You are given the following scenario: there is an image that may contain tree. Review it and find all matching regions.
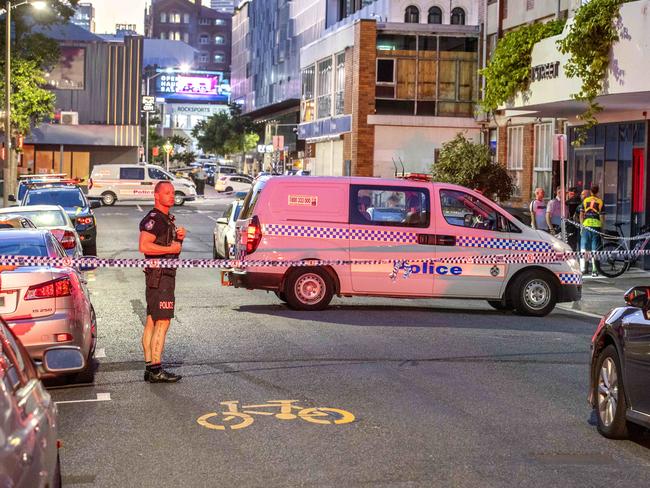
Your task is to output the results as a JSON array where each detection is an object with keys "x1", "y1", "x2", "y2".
[
  {"x1": 432, "y1": 133, "x2": 515, "y2": 201},
  {"x1": 191, "y1": 104, "x2": 261, "y2": 157}
]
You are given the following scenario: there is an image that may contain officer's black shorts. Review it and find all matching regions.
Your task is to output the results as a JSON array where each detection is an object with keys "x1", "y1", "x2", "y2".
[{"x1": 146, "y1": 274, "x2": 176, "y2": 321}]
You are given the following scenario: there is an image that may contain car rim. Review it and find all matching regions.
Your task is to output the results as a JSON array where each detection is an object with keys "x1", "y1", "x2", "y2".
[
  {"x1": 523, "y1": 279, "x2": 551, "y2": 310},
  {"x1": 294, "y1": 273, "x2": 326, "y2": 305},
  {"x1": 103, "y1": 194, "x2": 114, "y2": 204},
  {"x1": 175, "y1": 194, "x2": 183, "y2": 205},
  {"x1": 597, "y1": 357, "x2": 618, "y2": 427}
]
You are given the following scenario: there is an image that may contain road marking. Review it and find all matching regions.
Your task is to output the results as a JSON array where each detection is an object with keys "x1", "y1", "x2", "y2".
[
  {"x1": 56, "y1": 393, "x2": 111, "y2": 405},
  {"x1": 94, "y1": 348, "x2": 106, "y2": 359},
  {"x1": 136, "y1": 205, "x2": 143, "y2": 212},
  {"x1": 556, "y1": 306, "x2": 602, "y2": 319},
  {"x1": 206, "y1": 215, "x2": 218, "y2": 222}
]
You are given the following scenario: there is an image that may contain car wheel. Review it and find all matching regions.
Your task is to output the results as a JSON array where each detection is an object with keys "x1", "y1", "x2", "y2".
[
  {"x1": 510, "y1": 271, "x2": 557, "y2": 317},
  {"x1": 83, "y1": 242, "x2": 97, "y2": 256},
  {"x1": 595, "y1": 345, "x2": 630, "y2": 439},
  {"x1": 275, "y1": 290, "x2": 288, "y2": 303},
  {"x1": 225, "y1": 186, "x2": 233, "y2": 192},
  {"x1": 101, "y1": 192, "x2": 116, "y2": 206},
  {"x1": 174, "y1": 192, "x2": 185, "y2": 206},
  {"x1": 487, "y1": 300, "x2": 513, "y2": 311},
  {"x1": 285, "y1": 267, "x2": 334, "y2": 311}
]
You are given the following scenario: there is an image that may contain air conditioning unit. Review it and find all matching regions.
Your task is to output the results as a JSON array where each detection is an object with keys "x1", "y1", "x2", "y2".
[{"x1": 60, "y1": 111, "x2": 79, "y2": 125}]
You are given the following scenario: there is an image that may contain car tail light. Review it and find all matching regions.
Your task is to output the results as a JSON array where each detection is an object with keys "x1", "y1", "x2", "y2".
[
  {"x1": 56, "y1": 333, "x2": 73, "y2": 342},
  {"x1": 77, "y1": 216, "x2": 93, "y2": 225},
  {"x1": 51, "y1": 229, "x2": 77, "y2": 250},
  {"x1": 25, "y1": 278, "x2": 72, "y2": 300},
  {"x1": 246, "y1": 216, "x2": 262, "y2": 254}
]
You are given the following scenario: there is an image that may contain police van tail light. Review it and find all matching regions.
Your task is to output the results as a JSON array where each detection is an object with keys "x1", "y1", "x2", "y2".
[{"x1": 246, "y1": 216, "x2": 262, "y2": 254}]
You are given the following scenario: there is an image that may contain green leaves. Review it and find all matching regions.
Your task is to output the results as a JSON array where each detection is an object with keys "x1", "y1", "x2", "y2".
[
  {"x1": 191, "y1": 104, "x2": 261, "y2": 157},
  {"x1": 480, "y1": 20, "x2": 565, "y2": 113},
  {"x1": 432, "y1": 133, "x2": 515, "y2": 201},
  {"x1": 557, "y1": 0, "x2": 629, "y2": 145}
]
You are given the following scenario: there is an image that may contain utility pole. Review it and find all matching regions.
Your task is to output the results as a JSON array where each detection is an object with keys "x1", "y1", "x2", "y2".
[{"x1": 3, "y1": 0, "x2": 12, "y2": 207}]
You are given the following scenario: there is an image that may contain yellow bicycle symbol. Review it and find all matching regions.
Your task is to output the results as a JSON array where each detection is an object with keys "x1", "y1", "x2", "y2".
[{"x1": 197, "y1": 400, "x2": 355, "y2": 431}]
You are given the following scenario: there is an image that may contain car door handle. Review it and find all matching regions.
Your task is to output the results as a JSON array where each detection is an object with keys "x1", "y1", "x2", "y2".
[
  {"x1": 417, "y1": 234, "x2": 456, "y2": 246},
  {"x1": 141, "y1": 182, "x2": 153, "y2": 185}
]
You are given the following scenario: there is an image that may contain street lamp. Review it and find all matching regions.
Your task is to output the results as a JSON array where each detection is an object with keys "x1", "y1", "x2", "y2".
[{"x1": 2, "y1": 0, "x2": 49, "y2": 207}]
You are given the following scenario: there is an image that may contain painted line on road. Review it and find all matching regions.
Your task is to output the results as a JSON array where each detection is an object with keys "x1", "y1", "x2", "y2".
[
  {"x1": 556, "y1": 305, "x2": 602, "y2": 319},
  {"x1": 205, "y1": 215, "x2": 218, "y2": 222},
  {"x1": 56, "y1": 393, "x2": 111, "y2": 405},
  {"x1": 136, "y1": 205, "x2": 143, "y2": 212},
  {"x1": 94, "y1": 348, "x2": 106, "y2": 359}
]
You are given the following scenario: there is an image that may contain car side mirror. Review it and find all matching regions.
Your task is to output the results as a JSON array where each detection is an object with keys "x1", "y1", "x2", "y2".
[
  {"x1": 216, "y1": 217, "x2": 228, "y2": 225},
  {"x1": 8, "y1": 194, "x2": 16, "y2": 202},
  {"x1": 624, "y1": 286, "x2": 650, "y2": 309},
  {"x1": 90, "y1": 200, "x2": 102, "y2": 209},
  {"x1": 40, "y1": 346, "x2": 85, "y2": 375}
]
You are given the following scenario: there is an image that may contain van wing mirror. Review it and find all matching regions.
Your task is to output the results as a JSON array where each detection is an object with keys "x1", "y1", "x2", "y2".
[{"x1": 624, "y1": 286, "x2": 650, "y2": 309}]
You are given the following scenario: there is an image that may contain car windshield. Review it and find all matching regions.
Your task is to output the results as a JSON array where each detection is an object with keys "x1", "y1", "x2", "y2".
[
  {"x1": 0, "y1": 210, "x2": 67, "y2": 227},
  {"x1": 25, "y1": 189, "x2": 85, "y2": 208},
  {"x1": 0, "y1": 235, "x2": 48, "y2": 256}
]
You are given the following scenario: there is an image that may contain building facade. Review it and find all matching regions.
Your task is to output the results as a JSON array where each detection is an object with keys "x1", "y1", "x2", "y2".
[
  {"x1": 145, "y1": 0, "x2": 232, "y2": 74},
  {"x1": 210, "y1": 0, "x2": 236, "y2": 13},
  {"x1": 71, "y1": 2, "x2": 96, "y2": 33}
]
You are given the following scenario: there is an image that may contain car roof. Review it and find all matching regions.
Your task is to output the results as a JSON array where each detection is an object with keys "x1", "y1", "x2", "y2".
[
  {"x1": 0, "y1": 204, "x2": 65, "y2": 213},
  {"x1": 0, "y1": 228, "x2": 49, "y2": 238},
  {"x1": 26, "y1": 186, "x2": 83, "y2": 194}
]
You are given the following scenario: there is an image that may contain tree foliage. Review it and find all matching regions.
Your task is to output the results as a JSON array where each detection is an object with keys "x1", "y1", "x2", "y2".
[
  {"x1": 432, "y1": 133, "x2": 514, "y2": 201},
  {"x1": 480, "y1": 20, "x2": 565, "y2": 113},
  {"x1": 191, "y1": 104, "x2": 261, "y2": 156}
]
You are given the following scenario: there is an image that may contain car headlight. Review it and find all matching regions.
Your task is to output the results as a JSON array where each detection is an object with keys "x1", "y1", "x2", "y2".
[{"x1": 552, "y1": 239, "x2": 572, "y2": 253}]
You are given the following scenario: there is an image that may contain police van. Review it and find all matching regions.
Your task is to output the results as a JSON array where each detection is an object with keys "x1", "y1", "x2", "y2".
[
  {"x1": 226, "y1": 176, "x2": 581, "y2": 316},
  {"x1": 87, "y1": 164, "x2": 197, "y2": 206}
]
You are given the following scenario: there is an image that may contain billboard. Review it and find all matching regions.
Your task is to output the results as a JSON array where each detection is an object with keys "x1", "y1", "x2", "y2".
[{"x1": 156, "y1": 70, "x2": 230, "y2": 103}]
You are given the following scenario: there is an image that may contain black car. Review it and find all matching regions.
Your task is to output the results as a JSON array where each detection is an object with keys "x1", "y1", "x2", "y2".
[
  {"x1": 20, "y1": 184, "x2": 101, "y2": 255},
  {"x1": 589, "y1": 286, "x2": 650, "y2": 439}
]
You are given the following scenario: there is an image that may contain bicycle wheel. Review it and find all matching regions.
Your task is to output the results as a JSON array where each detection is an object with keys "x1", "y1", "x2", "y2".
[
  {"x1": 595, "y1": 241, "x2": 630, "y2": 278},
  {"x1": 196, "y1": 411, "x2": 254, "y2": 430},
  {"x1": 298, "y1": 407, "x2": 356, "y2": 425}
]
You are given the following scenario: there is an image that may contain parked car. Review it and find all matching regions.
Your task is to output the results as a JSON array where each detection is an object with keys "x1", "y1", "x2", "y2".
[
  {"x1": 213, "y1": 199, "x2": 244, "y2": 259},
  {"x1": 14, "y1": 173, "x2": 68, "y2": 202},
  {"x1": 0, "y1": 205, "x2": 84, "y2": 258},
  {"x1": 0, "y1": 216, "x2": 36, "y2": 229},
  {"x1": 19, "y1": 184, "x2": 100, "y2": 256},
  {"x1": 215, "y1": 174, "x2": 253, "y2": 193},
  {"x1": 0, "y1": 316, "x2": 85, "y2": 488},
  {"x1": 87, "y1": 163, "x2": 197, "y2": 207},
  {"x1": 589, "y1": 285, "x2": 650, "y2": 439},
  {"x1": 0, "y1": 229, "x2": 97, "y2": 383}
]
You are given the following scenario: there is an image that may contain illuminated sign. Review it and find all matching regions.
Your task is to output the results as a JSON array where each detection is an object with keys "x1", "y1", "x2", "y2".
[{"x1": 156, "y1": 70, "x2": 230, "y2": 102}]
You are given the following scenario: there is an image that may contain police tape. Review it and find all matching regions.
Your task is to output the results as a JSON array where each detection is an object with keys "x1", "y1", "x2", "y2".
[
  {"x1": 0, "y1": 247, "x2": 647, "y2": 271},
  {"x1": 563, "y1": 219, "x2": 650, "y2": 242}
]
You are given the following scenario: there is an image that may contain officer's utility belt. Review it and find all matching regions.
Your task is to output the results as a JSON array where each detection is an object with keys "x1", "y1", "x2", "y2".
[{"x1": 144, "y1": 268, "x2": 176, "y2": 288}]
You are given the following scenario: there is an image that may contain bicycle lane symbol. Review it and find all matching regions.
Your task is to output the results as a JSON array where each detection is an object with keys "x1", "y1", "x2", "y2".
[{"x1": 196, "y1": 400, "x2": 356, "y2": 431}]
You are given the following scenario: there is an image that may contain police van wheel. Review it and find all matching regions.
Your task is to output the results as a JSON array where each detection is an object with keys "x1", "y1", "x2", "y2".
[
  {"x1": 487, "y1": 300, "x2": 513, "y2": 311},
  {"x1": 101, "y1": 192, "x2": 116, "y2": 206},
  {"x1": 174, "y1": 192, "x2": 185, "y2": 206},
  {"x1": 511, "y1": 271, "x2": 557, "y2": 317},
  {"x1": 285, "y1": 267, "x2": 334, "y2": 311}
]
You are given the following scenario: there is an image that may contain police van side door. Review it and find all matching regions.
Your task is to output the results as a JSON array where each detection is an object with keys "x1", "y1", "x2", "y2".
[
  {"x1": 433, "y1": 187, "x2": 513, "y2": 298},
  {"x1": 348, "y1": 184, "x2": 434, "y2": 296}
]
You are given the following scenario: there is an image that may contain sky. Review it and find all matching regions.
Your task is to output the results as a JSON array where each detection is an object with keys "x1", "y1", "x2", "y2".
[{"x1": 91, "y1": 0, "x2": 212, "y2": 35}]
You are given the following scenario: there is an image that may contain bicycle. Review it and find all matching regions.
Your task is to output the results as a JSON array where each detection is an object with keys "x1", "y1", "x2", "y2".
[
  {"x1": 595, "y1": 223, "x2": 650, "y2": 278},
  {"x1": 196, "y1": 399, "x2": 356, "y2": 431}
]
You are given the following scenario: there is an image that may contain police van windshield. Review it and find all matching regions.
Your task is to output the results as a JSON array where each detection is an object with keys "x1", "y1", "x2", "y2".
[{"x1": 240, "y1": 178, "x2": 267, "y2": 220}]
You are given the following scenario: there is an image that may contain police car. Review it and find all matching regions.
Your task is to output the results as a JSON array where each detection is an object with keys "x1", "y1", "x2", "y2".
[{"x1": 226, "y1": 176, "x2": 582, "y2": 316}]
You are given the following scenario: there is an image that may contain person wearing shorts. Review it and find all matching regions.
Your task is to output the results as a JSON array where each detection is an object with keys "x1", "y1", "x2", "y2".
[{"x1": 139, "y1": 181, "x2": 186, "y2": 383}]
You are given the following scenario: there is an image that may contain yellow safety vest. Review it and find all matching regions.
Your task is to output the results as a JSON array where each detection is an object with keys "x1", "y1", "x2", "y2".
[{"x1": 582, "y1": 196, "x2": 604, "y2": 228}]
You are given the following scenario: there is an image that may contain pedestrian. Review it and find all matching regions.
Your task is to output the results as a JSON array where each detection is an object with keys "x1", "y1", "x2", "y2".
[
  {"x1": 138, "y1": 181, "x2": 186, "y2": 383},
  {"x1": 580, "y1": 184, "x2": 605, "y2": 277},
  {"x1": 565, "y1": 186, "x2": 582, "y2": 251},
  {"x1": 529, "y1": 187, "x2": 549, "y2": 232},
  {"x1": 195, "y1": 167, "x2": 207, "y2": 198},
  {"x1": 546, "y1": 186, "x2": 568, "y2": 236}
]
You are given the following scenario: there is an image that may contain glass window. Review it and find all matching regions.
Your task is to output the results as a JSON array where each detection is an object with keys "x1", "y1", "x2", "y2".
[
  {"x1": 335, "y1": 52, "x2": 345, "y2": 116},
  {"x1": 451, "y1": 7, "x2": 465, "y2": 25},
  {"x1": 199, "y1": 18, "x2": 211, "y2": 25},
  {"x1": 507, "y1": 126, "x2": 524, "y2": 196},
  {"x1": 200, "y1": 34, "x2": 209, "y2": 44},
  {"x1": 160, "y1": 32, "x2": 166, "y2": 39},
  {"x1": 376, "y1": 59, "x2": 394, "y2": 83},
  {"x1": 0, "y1": 210, "x2": 67, "y2": 227},
  {"x1": 199, "y1": 52, "x2": 209, "y2": 63},
  {"x1": 428, "y1": 6, "x2": 442, "y2": 24},
  {"x1": 376, "y1": 34, "x2": 417, "y2": 51},
  {"x1": 148, "y1": 167, "x2": 171, "y2": 180},
  {"x1": 183, "y1": 13, "x2": 190, "y2": 23},
  {"x1": 215, "y1": 35, "x2": 225, "y2": 45},
  {"x1": 534, "y1": 123, "x2": 553, "y2": 196},
  {"x1": 527, "y1": 0, "x2": 535, "y2": 10},
  {"x1": 120, "y1": 167, "x2": 145, "y2": 180},
  {"x1": 183, "y1": 33, "x2": 189, "y2": 43},
  {"x1": 349, "y1": 185, "x2": 430, "y2": 228},
  {"x1": 215, "y1": 19, "x2": 225, "y2": 26},
  {"x1": 301, "y1": 65, "x2": 315, "y2": 99},
  {"x1": 214, "y1": 53, "x2": 225, "y2": 63},
  {"x1": 317, "y1": 58, "x2": 333, "y2": 119},
  {"x1": 440, "y1": 189, "x2": 510, "y2": 232},
  {"x1": 404, "y1": 6, "x2": 420, "y2": 23},
  {"x1": 160, "y1": 12, "x2": 167, "y2": 23},
  {"x1": 25, "y1": 189, "x2": 85, "y2": 208},
  {"x1": 0, "y1": 234, "x2": 48, "y2": 256}
]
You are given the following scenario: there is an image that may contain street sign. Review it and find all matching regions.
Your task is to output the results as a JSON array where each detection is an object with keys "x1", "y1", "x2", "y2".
[
  {"x1": 142, "y1": 96, "x2": 156, "y2": 113},
  {"x1": 163, "y1": 141, "x2": 173, "y2": 155}
]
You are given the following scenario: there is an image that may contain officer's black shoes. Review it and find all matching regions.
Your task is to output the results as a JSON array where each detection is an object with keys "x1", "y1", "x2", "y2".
[
  {"x1": 148, "y1": 369, "x2": 182, "y2": 383},
  {"x1": 144, "y1": 370, "x2": 151, "y2": 382}
]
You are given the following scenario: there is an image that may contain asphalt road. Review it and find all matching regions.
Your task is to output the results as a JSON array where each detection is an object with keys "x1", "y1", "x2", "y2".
[{"x1": 49, "y1": 199, "x2": 650, "y2": 488}]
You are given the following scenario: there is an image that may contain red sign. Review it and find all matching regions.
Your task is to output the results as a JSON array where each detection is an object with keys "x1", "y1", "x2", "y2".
[{"x1": 152, "y1": 147, "x2": 159, "y2": 157}]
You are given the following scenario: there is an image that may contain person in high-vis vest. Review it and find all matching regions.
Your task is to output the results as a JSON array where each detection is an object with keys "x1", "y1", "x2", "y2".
[{"x1": 579, "y1": 184, "x2": 605, "y2": 277}]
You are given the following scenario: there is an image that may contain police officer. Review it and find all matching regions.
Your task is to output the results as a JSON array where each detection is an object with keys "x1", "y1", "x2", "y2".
[
  {"x1": 580, "y1": 184, "x2": 605, "y2": 277},
  {"x1": 139, "y1": 181, "x2": 186, "y2": 383}
]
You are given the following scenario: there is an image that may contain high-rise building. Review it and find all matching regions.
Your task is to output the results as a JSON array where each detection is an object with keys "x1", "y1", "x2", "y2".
[{"x1": 71, "y1": 2, "x2": 96, "y2": 33}]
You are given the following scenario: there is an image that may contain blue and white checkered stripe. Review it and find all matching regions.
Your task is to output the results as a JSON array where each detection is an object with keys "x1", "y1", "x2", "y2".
[
  {"x1": 456, "y1": 236, "x2": 554, "y2": 253},
  {"x1": 263, "y1": 224, "x2": 417, "y2": 244},
  {"x1": 558, "y1": 273, "x2": 582, "y2": 285}
]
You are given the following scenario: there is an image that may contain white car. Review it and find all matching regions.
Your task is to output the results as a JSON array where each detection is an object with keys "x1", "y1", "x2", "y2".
[
  {"x1": 215, "y1": 175, "x2": 253, "y2": 193},
  {"x1": 213, "y1": 199, "x2": 244, "y2": 259}
]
